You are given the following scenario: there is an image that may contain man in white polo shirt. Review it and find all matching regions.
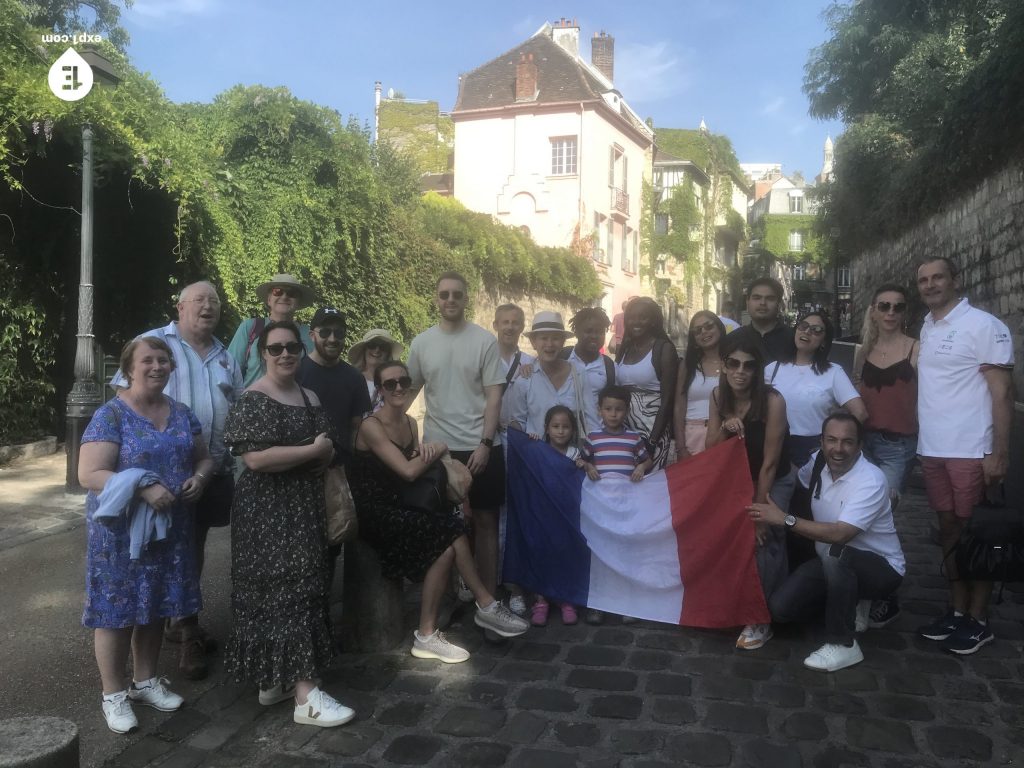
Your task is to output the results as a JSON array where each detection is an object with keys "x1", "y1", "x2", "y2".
[
  {"x1": 915, "y1": 256, "x2": 1014, "y2": 655},
  {"x1": 748, "y1": 414, "x2": 905, "y2": 672}
]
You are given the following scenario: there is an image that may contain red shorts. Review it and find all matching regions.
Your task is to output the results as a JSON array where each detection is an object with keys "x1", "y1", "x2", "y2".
[{"x1": 920, "y1": 456, "x2": 985, "y2": 519}]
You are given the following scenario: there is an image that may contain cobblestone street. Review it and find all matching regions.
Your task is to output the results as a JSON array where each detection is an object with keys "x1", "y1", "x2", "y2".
[{"x1": 100, "y1": 478, "x2": 1024, "y2": 768}]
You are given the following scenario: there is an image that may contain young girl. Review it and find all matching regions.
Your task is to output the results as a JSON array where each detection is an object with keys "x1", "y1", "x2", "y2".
[
  {"x1": 543, "y1": 405, "x2": 580, "y2": 461},
  {"x1": 531, "y1": 405, "x2": 580, "y2": 627}
]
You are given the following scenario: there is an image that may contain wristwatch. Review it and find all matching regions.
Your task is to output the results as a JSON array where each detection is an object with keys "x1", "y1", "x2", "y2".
[
  {"x1": 480, "y1": 437, "x2": 494, "y2": 448},
  {"x1": 784, "y1": 514, "x2": 797, "y2": 528}
]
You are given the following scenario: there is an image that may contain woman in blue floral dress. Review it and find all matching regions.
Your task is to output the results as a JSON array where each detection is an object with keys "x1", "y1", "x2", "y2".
[{"x1": 79, "y1": 336, "x2": 214, "y2": 734}]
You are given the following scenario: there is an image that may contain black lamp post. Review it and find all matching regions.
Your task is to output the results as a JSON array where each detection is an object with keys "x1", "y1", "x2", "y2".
[{"x1": 65, "y1": 48, "x2": 121, "y2": 490}]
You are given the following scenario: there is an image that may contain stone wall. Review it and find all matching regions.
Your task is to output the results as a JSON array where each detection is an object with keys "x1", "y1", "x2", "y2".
[{"x1": 852, "y1": 160, "x2": 1024, "y2": 393}]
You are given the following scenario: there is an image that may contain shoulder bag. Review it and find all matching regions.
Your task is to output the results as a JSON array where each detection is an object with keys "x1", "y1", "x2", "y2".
[{"x1": 299, "y1": 387, "x2": 358, "y2": 544}]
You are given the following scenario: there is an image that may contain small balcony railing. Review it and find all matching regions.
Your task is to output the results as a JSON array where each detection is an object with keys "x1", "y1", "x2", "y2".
[{"x1": 611, "y1": 187, "x2": 629, "y2": 215}]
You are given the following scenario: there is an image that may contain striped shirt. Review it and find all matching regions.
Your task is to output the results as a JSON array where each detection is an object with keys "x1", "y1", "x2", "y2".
[
  {"x1": 581, "y1": 427, "x2": 649, "y2": 477},
  {"x1": 111, "y1": 322, "x2": 243, "y2": 472}
]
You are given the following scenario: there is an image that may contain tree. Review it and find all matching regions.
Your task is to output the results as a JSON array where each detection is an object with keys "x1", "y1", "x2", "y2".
[{"x1": 804, "y1": 0, "x2": 1022, "y2": 255}]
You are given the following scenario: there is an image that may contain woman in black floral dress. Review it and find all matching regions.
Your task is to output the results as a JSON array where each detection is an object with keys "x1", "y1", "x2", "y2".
[
  {"x1": 350, "y1": 361, "x2": 528, "y2": 665},
  {"x1": 223, "y1": 320, "x2": 354, "y2": 728}
]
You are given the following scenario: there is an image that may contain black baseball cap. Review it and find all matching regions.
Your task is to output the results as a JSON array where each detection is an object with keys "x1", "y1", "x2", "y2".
[{"x1": 311, "y1": 306, "x2": 345, "y2": 328}]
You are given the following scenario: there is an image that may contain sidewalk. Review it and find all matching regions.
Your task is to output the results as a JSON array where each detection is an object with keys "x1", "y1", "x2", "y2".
[
  {"x1": 0, "y1": 449, "x2": 85, "y2": 551},
  {"x1": 96, "y1": 479, "x2": 1024, "y2": 768}
]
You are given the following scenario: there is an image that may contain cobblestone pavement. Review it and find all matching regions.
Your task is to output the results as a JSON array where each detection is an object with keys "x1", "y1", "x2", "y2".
[
  {"x1": 0, "y1": 451, "x2": 85, "y2": 551},
  {"x1": 105, "y1": 481, "x2": 1024, "y2": 768}
]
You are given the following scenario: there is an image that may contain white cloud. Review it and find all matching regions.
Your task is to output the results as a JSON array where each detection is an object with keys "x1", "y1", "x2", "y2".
[
  {"x1": 761, "y1": 96, "x2": 785, "y2": 116},
  {"x1": 789, "y1": 122, "x2": 808, "y2": 136},
  {"x1": 615, "y1": 40, "x2": 692, "y2": 104},
  {"x1": 130, "y1": 0, "x2": 216, "y2": 23}
]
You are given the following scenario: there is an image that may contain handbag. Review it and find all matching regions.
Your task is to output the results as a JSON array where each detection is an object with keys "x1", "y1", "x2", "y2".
[
  {"x1": 324, "y1": 465, "x2": 358, "y2": 544},
  {"x1": 954, "y1": 486, "x2": 1024, "y2": 593},
  {"x1": 402, "y1": 462, "x2": 448, "y2": 514},
  {"x1": 296, "y1": 388, "x2": 357, "y2": 544},
  {"x1": 441, "y1": 455, "x2": 473, "y2": 504}
]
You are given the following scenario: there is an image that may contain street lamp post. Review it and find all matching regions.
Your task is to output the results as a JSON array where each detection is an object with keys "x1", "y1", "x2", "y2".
[{"x1": 65, "y1": 49, "x2": 120, "y2": 491}]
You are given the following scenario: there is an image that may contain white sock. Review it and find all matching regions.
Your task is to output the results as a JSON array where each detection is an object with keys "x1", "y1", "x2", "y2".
[
  {"x1": 103, "y1": 690, "x2": 127, "y2": 702},
  {"x1": 477, "y1": 600, "x2": 497, "y2": 612},
  {"x1": 132, "y1": 677, "x2": 155, "y2": 690},
  {"x1": 415, "y1": 629, "x2": 438, "y2": 641}
]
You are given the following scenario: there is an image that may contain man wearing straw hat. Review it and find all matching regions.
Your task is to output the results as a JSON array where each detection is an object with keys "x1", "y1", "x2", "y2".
[{"x1": 227, "y1": 273, "x2": 317, "y2": 388}]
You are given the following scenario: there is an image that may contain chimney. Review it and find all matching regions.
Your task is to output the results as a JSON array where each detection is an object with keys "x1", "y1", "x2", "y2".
[
  {"x1": 515, "y1": 53, "x2": 538, "y2": 101},
  {"x1": 592, "y1": 31, "x2": 614, "y2": 82},
  {"x1": 551, "y1": 16, "x2": 580, "y2": 57}
]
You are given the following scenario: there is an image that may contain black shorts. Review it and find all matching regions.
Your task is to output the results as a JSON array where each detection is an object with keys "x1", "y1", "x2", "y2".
[
  {"x1": 195, "y1": 473, "x2": 234, "y2": 529},
  {"x1": 449, "y1": 445, "x2": 505, "y2": 511}
]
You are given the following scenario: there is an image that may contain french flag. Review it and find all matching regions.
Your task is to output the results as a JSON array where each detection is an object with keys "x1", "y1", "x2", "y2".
[{"x1": 503, "y1": 429, "x2": 769, "y2": 627}]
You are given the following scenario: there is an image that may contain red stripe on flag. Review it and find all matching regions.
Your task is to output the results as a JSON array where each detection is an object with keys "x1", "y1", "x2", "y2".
[{"x1": 668, "y1": 438, "x2": 771, "y2": 627}]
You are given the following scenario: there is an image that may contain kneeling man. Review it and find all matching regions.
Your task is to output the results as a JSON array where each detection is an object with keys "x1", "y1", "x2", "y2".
[{"x1": 747, "y1": 413, "x2": 905, "y2": 672}]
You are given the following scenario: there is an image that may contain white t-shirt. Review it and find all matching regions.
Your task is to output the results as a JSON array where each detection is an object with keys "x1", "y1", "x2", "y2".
[
  {"x1": 798, "y1": 452, "x2": 906, "y2": 575},
  {"x1": 918, "y1": 298, "x2": 1014, "y2": 458},
  {"x1": 407, "y1": 323, "x2": 505, "y2": 451},
  {"x1": 768, "y1": 362, "x2": 860, "y2": 437},
  {"x1": 568, "y1": 348, "x2": 609, "y2": 436},
  {"x1": 496, "y1": 349, "x2": 534, "y2": 447}
]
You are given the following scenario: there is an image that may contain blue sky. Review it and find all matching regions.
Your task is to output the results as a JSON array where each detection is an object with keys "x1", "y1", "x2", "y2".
[{"x1": 121, "y1": 0, "x2": 844, "y2": 179}]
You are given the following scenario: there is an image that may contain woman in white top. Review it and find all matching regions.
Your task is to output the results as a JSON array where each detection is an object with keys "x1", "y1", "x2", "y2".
[
  {"x1": 672, "y1": 311, "x2": 726, "y2": 459},
  {"x1": 768, "y1": 311, "x2": 868, "y2": 468},
  {"x1": 615, "y1": 298, "x2": 679, "y2": 470}
]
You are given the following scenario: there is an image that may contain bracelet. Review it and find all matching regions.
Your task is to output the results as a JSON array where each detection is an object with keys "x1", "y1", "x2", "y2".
[{"x1": 195, "y1": 471, "x2": 210, "y2": 481}]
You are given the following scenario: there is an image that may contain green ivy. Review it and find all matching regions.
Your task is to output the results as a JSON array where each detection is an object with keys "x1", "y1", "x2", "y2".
[{"x1": 752, "y1": 213, "x2": 824, "y2": 264}]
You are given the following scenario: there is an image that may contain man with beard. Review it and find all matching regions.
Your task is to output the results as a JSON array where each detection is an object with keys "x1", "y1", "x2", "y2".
[
  {"x1": 731, "y1": 277, "x2": 795, "y2": 364},
  {"x1": 408, "y1": 273, "x2": 513, "y2": 632},
  {"x1": 747, "y1": 414, "x2": 905, "y2": 672},
  {"x1": 297, "y1": 306, "x2": 372, "y2": 595},
  {"x1": 111, "y1": 280, "x2": 243, "y2": 680}
]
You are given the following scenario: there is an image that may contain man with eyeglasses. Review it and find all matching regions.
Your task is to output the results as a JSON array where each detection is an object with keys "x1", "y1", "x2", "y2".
[
  {"x1": 111, "y1": 280, "x2": 243, "y2": 679},
  {"x1": 748, "y1": 413, "x2": 905, "y2": 672},
  {"x1": 732, "y1": 277, "x2": 796, "y2": 363},
  {"x1": 408, "y1": 272, "x2": 506, "y2": 607},
  {"x1": 915, "y1": 256, "x2": 1014, "y2": 655},
  {"x1": 297, "y1": 307, "x2": 371, "y2": 608}
]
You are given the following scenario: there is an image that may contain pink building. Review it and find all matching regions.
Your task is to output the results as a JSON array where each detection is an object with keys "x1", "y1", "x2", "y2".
[{"x1": 452, "y1": 19, "x2": 654, "y2": 318}]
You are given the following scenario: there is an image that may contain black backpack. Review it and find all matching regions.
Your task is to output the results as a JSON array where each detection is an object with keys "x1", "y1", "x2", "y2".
[
  {"x1": 614, "y1": 336, "x2": 677, "y2": 381},
  {"x1": 558, "y1": 347, "x2": 615, "y2": 386}
]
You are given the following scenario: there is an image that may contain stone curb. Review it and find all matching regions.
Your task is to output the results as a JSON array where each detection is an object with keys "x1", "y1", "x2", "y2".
[
  {"x1": 0, "y1": 437, "x2": 58, "y2": 466},
  {"x1": 0, "y1": 716, "x2": 79, "y2": 768}
]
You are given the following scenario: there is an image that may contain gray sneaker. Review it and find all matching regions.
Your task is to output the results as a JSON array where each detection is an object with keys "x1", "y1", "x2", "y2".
[
  {"x1": 474, "y1": 601, "x2": 529, "y2": 637},
  {"x1": 411, "y1": 630, "x2": 470, "y2": 663}
]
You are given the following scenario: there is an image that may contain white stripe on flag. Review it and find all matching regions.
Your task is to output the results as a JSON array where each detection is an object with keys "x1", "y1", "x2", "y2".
[{"x1": 579, "y1": 471, "x2": 685, "y2": 624}]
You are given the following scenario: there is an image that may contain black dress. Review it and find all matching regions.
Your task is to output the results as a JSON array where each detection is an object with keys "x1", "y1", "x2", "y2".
[
  {"x1": 349, "y1": 416, "x2": 467, "y2": 582},
  {"x1": 223, "y1": 391, "x2": 333, "y2": 687}
]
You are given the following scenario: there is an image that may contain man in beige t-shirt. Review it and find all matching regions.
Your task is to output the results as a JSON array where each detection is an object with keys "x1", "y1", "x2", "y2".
[{"x1": 408, "y1": 272, "x2": 505, "y2": 594}]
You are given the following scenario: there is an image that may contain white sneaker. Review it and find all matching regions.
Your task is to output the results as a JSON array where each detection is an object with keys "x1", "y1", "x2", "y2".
[
  {"x1": 474, "y1": 601, "x2": 530, "y2": 637},
  {"x1": 855, "y1": 600, "x2": 871, "y2": 633},
  {"x1": 101, "y1": 690, "x2": 138, "y2": 734},
  {"x1": 736, "y1": 623, "x2": 773, "y2": 650},
  {"x1": 804, "y1": 641, "x2": 864, "y2": 672},
  {"x1": 128, "y1": 677, "x2": 183, "y2": 712},
  {"x1": 259, "y1": 682, "x2": 297, "y2": 706},
  {"x1": 508, "y1": 594, "x2": 528, "y2": 617},
  {"x1": 293, "y1": 687, "x2": 355, "y2": 727},
  {"x1": 411, "y1": 630, "x2": 470, "y2": 663}
]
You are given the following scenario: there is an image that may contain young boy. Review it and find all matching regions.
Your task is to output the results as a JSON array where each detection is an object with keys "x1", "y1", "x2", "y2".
[{"x1": 577, "y1": 386, "x2": 652, "y2": 483}]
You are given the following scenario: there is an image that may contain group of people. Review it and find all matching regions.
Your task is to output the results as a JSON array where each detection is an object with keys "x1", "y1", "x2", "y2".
[{"x1": 79, "y1": 256, "x2": 1013, "y2": 736}]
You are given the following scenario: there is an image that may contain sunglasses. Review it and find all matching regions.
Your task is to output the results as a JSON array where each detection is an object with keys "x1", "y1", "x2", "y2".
[
  {"x1": 315, "y1": 327, "x2": 344, "y2": 340},
  {"x1": 265, "y1": 342, "x2": 304, "y2": 357},
  {"x1": 365, "y1": 339, "x2": 391, "y2": 351},
  {"x1": 438, "y1": 290, "x2": 465, "y2": 301},
  {"x1": 724, "y1": 357, "x2": 757, "y2": 373},
  {"x1": 270, "y1": 287, "x2": 300, "y2": 299},
  {"x1": 380, "y1": 376, "x2": 413, "y2": 392},
  {"x1": 796, "y1": 321, "x2": 826, "y2": 335},
  {"x1": 875, "y1": 301, "x2": 907, "y2": 314},
  {"x1": 693, "y1": 321, "x2": 718, "y2": 335}
]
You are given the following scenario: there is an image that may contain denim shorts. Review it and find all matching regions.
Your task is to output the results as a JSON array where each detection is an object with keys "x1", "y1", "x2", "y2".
[{"x1": 862, "y1": 431, "x2": 918, "y2": 496}]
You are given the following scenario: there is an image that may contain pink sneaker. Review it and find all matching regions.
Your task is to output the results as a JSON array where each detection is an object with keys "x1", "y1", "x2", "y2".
[
  {"x1": 560, "y1": 604, "x2": 578, "y2": 625},
  {"x1": 531, "y1": 599, "x2": 549, "y2": 627}
]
